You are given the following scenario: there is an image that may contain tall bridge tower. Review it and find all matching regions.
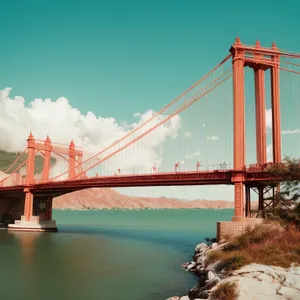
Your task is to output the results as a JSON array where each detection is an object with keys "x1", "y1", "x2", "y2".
[{"x1": 230, "y1": 37, "x2": 281, "y2": 220}]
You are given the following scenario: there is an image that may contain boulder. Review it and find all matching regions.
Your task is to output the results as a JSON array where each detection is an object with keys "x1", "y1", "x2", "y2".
[
  {"x1": 195, "y1": 242, "x2": 208, "y2": 253},
  {"x1": 195, "y1": 265, "x2": 207, "y2": 276},
  {"x1": 206, "y1": 271, "x2": 215, "y2": 281},
  {"x1": 210, "y1": 243, "x2": 218, "y2": 249},
  {"x1": 188, "y1": 284, "x2": 200, "y2": 299},
  {"x1": 197, "y1": 255, "x2": 207, "y2": 265},
  {"x1": 181, "y1": 262, "x2": 190, "y2": 268},
  {"x1": 198, "y1": 289, "x2": 210, "y2": 299},
  {"x1": 277, "y1": 286, "x2": 299, "y2": 299},
  {"x1": 222, "y1": 263, "x2": 300, "y2": 300},
  {"x1": 203, "y1": 276, "x2": 221, "y2": 290},
  {"x1": 186, "y1": 262, "x2": 196, "y2": 271},
  {"x1": 206, "y1": 242, "x2": 230, "y2": 253},
  {"x1": 206, "y1": 260, "x2": 223, "y2": 273}
]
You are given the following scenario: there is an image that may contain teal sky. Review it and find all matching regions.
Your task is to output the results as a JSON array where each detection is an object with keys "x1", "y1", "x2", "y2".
[
  {"x1": 1, "y1": 0, "x2": 299, "y2": 120},
  {"x1": 1, "y1": 0, "x2": 300, "y2": 200}
]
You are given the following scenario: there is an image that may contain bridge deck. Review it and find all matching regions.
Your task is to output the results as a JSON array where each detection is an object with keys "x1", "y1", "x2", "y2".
[{"x1": 0, "y1": 169, "x2": 275, "y2": 196}]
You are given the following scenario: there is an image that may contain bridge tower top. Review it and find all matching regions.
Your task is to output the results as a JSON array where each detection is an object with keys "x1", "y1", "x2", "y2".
[
  {"x1": 230, "y1": 37, "x2": 280, "y2": 70},
  {"x1": 27, "y1": 132, "x2": 35, "y2": 148}
]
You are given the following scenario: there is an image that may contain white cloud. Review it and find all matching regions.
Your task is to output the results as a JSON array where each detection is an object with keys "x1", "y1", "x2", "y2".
[
  {"x1": 185, "y1": 150, "x2": 201, "y2": 159},
  {"x1": 0, "y1": 87, "x2": 181, "y2": 176},
  {"x1": 184, "y1": 131, "x2": 191, "y2": 138},
  {"x1": 267, "y1": 144, "x2": 272, "y2": 162},
  {"x1": 282, "y1": 129, "x2": 300, "y2": 135},
  {"x1": 206, "y1": 136, "x2": 218, "y2": 141},
  {"x1": 266, "y1": 108, "x2": 272, "y2": 129}
]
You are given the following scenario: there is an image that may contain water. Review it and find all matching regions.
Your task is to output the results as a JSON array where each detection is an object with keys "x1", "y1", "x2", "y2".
[{"x1": 0, "y1": 209, "x2": 232, "y2": 300}]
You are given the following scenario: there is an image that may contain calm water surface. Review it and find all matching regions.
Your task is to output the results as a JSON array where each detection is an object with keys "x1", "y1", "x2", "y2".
[{"x1": 0, "y1": 209, "x2": 232, "y2": 300}]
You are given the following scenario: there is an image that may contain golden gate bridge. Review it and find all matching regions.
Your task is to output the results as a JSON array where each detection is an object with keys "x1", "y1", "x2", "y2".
[{"x1": 0, "y1": 37, "x2": 300, "y2": 234}]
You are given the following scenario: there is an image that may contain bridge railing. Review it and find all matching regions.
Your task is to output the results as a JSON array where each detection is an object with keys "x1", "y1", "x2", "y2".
[
  {"x1": 245, "y1": 162, "x2": 274, "y2": 172},
  {"x1": 0, "y1": 162, "x2": 279, "y2": 187},
  {"x1": 86, "y1": 164, "x2": 235, "y2": 179},
  {"x1": 86, "y1": 167, "x2": 234, "y2": 180}
]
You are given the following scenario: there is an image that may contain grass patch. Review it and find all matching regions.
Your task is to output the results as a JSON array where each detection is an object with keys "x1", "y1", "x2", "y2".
[
  {"x1": 221, "y1": 251, "x2": 251, "y2": 272},
  {"x1": 206, "y1": 250, "x2": 224, "y2": 264},
  {"x1": 208, "y1": 224, "x2": 300, "y2": 272},
  {"x1": 210, "y1": 282, "x2": 238, "y2": 300}
]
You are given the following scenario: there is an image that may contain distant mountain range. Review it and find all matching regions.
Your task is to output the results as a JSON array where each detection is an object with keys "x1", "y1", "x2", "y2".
[{"x1": 53, "y1": 188, "x2": 235, "y2": 210}]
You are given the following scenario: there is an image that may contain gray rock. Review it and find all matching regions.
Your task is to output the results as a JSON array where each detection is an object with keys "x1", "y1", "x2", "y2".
[
  {"x1": 208, "y1": 242, "x2": 230, "y2": 252},
  {"x1": 181, "y1": 262, "x2": 190, "y2": 268},
  {"x1": 222, "y1": 263, "x2": 300, "y2": 300},
  {"x1": 195, "y1": 242, "x2": 208, "y2": 252},
  {"x1": 206, "y1": 271, "x2": 215, "y2": 281},
  {"x1": 194, "y1": 252, "x2": 207, "y2": 262},
  {"x1": 195, "y1": 266, "x2": 208, "y2": 277},
  {"x1": 198, "y1": 290, "x2": 210, "y2": 299},
  {"x1": 197, "y1": 255, "x2": 207, "y2": 265},
  {"x1": 210, "y1": 243, "x2": 218, "y2": 249},
  {"x1": 206, "y1": 260, "x2": 223, "y2": 273},
  {"x1": 203, "y1": 276, "x2": 221, "y2": 290},
  {"x1": 186, "y1": 262, "x2": 196, "y2": 271},
  {"x1": 277, "y1": 286, "x2": 300, "y2": 299},
  {"x1": 188, "y1": 284, "x2": 200, "y2": 299}
]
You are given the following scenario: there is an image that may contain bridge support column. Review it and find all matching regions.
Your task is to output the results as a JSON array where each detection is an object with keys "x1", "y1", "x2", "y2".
[
  {"x1": 231, "y1": 37, "x2": 246, "y2": 220},
  {"x1": 271, "y1": 49, "x2": 281, "y2": 164},
  {"x1": 8, "y1": 194, "x2": 57, "y2": 232},
  {"x1": 44, "y1": 196, "x2": 53, "y2": 221},
  {"x1": 24, "y1": 190, "x2": 34, "y2": 221},
  {"x1": 232, "y1": 182, "x2": 245, "y2": 220},
  {"x1": 258, "y1": 186, "x2": 264, "y2": 216},
  {"x1": 245, "y1": 185, "x2": 251, "y2": 217},
  {"x1": 231, "y1": 171, "x2": 246, "y2": 220},
  {"x1": 254, "y1": 68, "x2": 267, "y2": 164}
]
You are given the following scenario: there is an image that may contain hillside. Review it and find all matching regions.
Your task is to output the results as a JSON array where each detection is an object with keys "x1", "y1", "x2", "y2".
[{"x1": 53, "y1": 188, "x2": 234, "y2": 210}]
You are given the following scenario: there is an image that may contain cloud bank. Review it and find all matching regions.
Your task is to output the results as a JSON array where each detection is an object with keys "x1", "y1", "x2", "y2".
[
  {"x1": 266, "y1": 108, "x2": 272, "y2": 129},
  {"x1": 0, "y1": 87, "x2": 181, "y2": 175}
]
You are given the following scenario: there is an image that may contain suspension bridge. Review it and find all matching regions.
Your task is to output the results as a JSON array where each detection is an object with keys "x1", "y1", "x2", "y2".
[{"x1": 0, "y1": 37, "x2": 300, "y2": 233}]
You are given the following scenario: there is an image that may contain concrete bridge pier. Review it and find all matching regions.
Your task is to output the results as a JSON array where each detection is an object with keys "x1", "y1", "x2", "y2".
[
  {"x1": 8, "y1": 190, "x2": 57, "y2": 232},
  {"x1": 217, "y1": 176, "x2": 264, "y2": 241}
]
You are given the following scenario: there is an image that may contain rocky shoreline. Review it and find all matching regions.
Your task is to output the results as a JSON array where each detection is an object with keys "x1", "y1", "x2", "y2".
[{"x1": 167, "y1": 240, "x2": 300, "y2": 300}]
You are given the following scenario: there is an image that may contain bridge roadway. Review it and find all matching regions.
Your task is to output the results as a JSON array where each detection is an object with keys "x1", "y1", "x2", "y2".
[{"x1": 0, "y1": 168, "x2": 274, "y2": 197}]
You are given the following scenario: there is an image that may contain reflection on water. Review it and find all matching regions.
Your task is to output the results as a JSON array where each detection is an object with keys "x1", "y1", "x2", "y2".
[
  {"x1": 0, "y1": 209, "x2": 232, "y2": 300},
  {"x1": 9, "y1": 231, "x2": 42, "y2": 267}
]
